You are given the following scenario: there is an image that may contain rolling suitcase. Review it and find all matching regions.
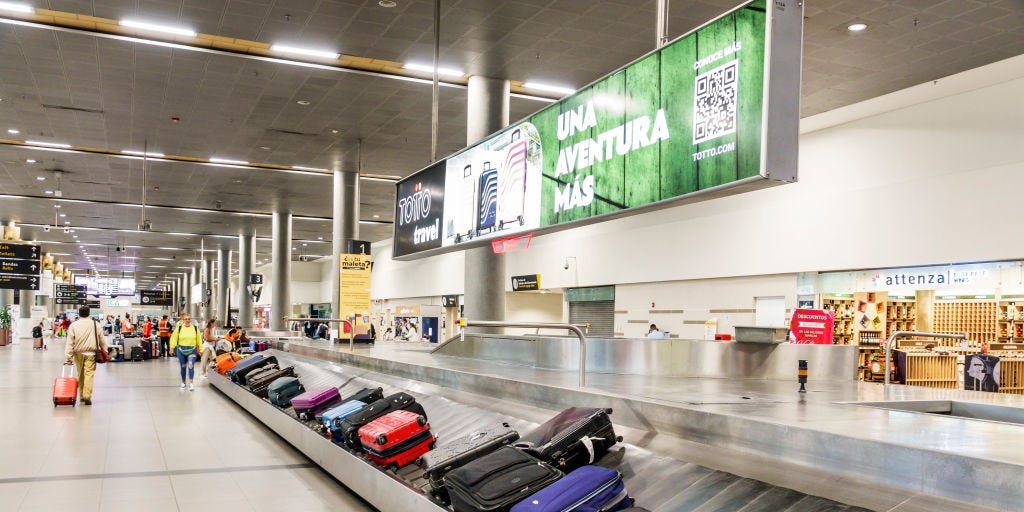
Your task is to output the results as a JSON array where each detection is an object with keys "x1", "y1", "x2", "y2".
[
  {"x1": 359, "y1": 410, "x2": 435, "y2": 470},
  {"x1": 215, "y1": 352, "x2": 238, "y2": 374},
  {"x1": 242, "y1": 363, "x2": 279, "y2": 386},
  {"x1": 53, "y1": 365, "x2": 78, "y2": 407},
  {"x1": 247, "y1": 366, "x2": 296, "y2": 398},
  {"x1": 149, "y1": 338, "x2": 160, "y2": 359},
  {"x1": 514, "y1": 407, "x2": 620, "y2": 473},
  {"x1": 421, "y1": 422, "x2": 520, "y2": 494},
  {"x1": 227, "y1": 354, "x2": 276, "y2": 384},
  {"x1": 267, "y1": 376, "x2": 304, "y2": 407},
  {"x1": 140, "y1": 339, "x2": 153, "y2": 360},
  {"x1": 497, "y1": 128, "x2": 528, "y2": 230},
  {"x1": 509, "y1": 465, "x2": 633, "y2": 512},
  {"x1": 321, "y1": 400, "x2": 367, "y2": 440},
  {"x1": 256, "y1": 341, "x2": 268, "y2": 352},
  {"x1": 451, "y1": 164, "x2": 476, "y2": 243},
  {"x1": 33, "y1": 337, "x2": 44, "y2": 349},
  {"x1": 339, "y1": 392, "x2": 426, "y2": 450},
  {"x1": 476, "y1": 163, "x2": 498, "y2": 235},
  {"x1": 291, "y1": 386, "x2": 342, "y2": 421},
  {"x1": 130, "y1": 346, "x2": 144, "y2": 362},
  {"x1": 224, "y1": 353, "x2": 265, "y2": 381},
  {"x1": 445, "y1": 446, "x2": 562, "y2": 512}
]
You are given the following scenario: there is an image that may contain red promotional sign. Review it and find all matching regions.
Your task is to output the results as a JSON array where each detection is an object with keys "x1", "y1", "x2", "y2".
[{"x1": 789, "y1": 309, "x2": 835, "y2": 345}]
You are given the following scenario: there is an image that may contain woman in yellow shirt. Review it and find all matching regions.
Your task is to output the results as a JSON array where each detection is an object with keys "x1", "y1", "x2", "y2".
[{"x1": 169, "y1": 313, "x2": 203, "y2": 391}]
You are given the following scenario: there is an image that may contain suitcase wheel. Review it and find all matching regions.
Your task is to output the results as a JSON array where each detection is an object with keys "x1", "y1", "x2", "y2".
[
  {"x1": 388, "y1": 463, "x2": 399, "y2": 472},
  {"x1": 416, "y1": 415, "x2": 427, "y2": 427},
  {"x1": 376, "y1": 434, "x2": 387, "y2": 446}
]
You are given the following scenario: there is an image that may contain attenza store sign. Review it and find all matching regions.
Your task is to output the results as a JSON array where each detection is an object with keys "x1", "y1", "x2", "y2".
[
  {"x1": 393, "y1": 0, "x2": 802, "y2": 259},
  {"x1": 872, "y1": 265, "x2": 998, "y2": 290}
]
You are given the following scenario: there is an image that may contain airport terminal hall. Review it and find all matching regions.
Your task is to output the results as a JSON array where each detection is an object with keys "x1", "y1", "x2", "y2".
[{"x1": 2, "y1": 0, "x2": 1024, "y2": 511}]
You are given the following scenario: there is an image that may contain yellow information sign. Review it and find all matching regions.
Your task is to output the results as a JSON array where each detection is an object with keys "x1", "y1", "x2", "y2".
[{"x1": 339, "y1": 254, "x2": 372, "y2": 336}]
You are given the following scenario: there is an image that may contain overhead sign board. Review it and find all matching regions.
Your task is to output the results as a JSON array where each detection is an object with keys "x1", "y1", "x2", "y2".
[
  {"x1": 0, "y1": 275, "x2": 39, "y2": 290},
  {"x1": 0, "y1": 258, "x2": 40, "y2": 275},
  {"x1": 0, "y1": 243, "x2": 40, "y2": 260},
  {"x1": 394, "y1": 0, "x2": 801, "y2": 259},
  {"x1": 511, "y1": 274, "x2": 541, "y2": 291},
  {"x1": 54, "y1": 284, "x2": 87, "y2": 305},
  {"x1": 249, "y1": 274, "x2": 264, "y2": 285},
  {"x1": 442, "y1": 295, "x2": 459, "y2": 308},
  {"x1": 140, "y1": 289, "x2": 173, "y2": 306}
]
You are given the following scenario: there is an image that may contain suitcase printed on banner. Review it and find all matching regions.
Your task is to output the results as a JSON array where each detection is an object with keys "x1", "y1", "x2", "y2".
[
  {"x1": 267, "y1": 376, "x2": 304, "y2": 407},
  {"x1": 247, "y1": 366, "x2": 296, "y2": 398},
  {"x1": 421, "y1": 422, "x2": 520, "y2": 493},
  {"x1": 445, "y1": 446, "x2": 562, "y2": 512},
  {"x1": 497, "y1": 128, "x2": 528, "y2": 230},
  {"x1": 450, "y1": 164, "x2": 476, "y2": 243},
  {"x1": 476, "y1": 163, "x2": 498, "y2": 235},
  {"x1": 130, "y1": 346, "x2": 144, "y2": 362},
  {"x1": 224, "y1": 353, "x2": 265, "y2": 381},
  {"x1": 291, "y1": 386, "x2": 342, "y2": 421},
  {"x1": 215, "y1": 352, "x2": 238, "y2": 374},
  {"x1": 514, "y1": 407, "x2": 621, "y2": 473},
  {"x1": 339, "y1": 392, "x2": 426, "y2": 450},
  {"x1": 359, "y1": 410, "x2": 435, "y2": 470},
  {"x1": 509, "y1": 465, "x2": 632, "y2": 512},
  {"x1": 53, "y1": 365, "x2": 78, "y2": 406}
]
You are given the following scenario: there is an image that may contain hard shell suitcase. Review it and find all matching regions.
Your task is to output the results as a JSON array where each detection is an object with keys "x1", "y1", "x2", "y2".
[
  {"x1": 291, "y1": 386, "x2": 342, "y2": 420},
  {"x1": 229, "y1": 355, "x2": 278, "y2": 385},
  {"x1": 242, "y1": 363, "x2": 279, "y2": 386},
  {"x1": 509, "y1": 465, "x2": 632, "y2": 512},
  {"x1": 359, "y1": 410, "x2": 435, "y2": 470},
  {"x1": 215, "y1": 352, "x2": 238, "y2": 374},
  {"x1": 130, "y1": 346, "x2": 144, "y2": 362},
  {"x1": 451, "y1": 164, "x2": 476, "y2": 243},
  {"x1": 321, "y1": 400, "x2": 367, "y2": 439},
  {"x1": 224, "y1": 353, "x2": 265, "y2": 381},
  {"x1": 33, "y1": 337, "x2": 44, "y2": 349},
  {"x1": 421, "y1": 422, "x2": 520, "y2": 493},
  {"x1": 149, "y1": 338, "x2": 161, "y2": 358},
  {"x1": 476, "y1": 163, "x2": 498, "y2": 234},
  {"x1": 123, "y1": 337, "x2": 142, "y2": 360},
  {"x1": 497, "y1": 128, "x2": 528, "y2": 230},
  {"x1": 53, "y1": 365, "x2": 78, "y2": 407},
  {"x1": 514, "y1": 407, "x2": 620, "y2": 473},
  {"x1": 267, "y1": 376, "x2": 304, "y2": 407},
  {"x1": 247, "y1": 366, "x2": 296, "y2": 398},
  {"x1": 256, "y1": 341, "x2": 268, "y2": 352},
  {"x1": 140, "y1": 339, "x2": 153, "y2": 360},
  {"x1": 445, "y1": 446, "x2": 562, "y2": 512},
  {"x1": 339, "y1": 392, "x2": 426, "y2": 450}
]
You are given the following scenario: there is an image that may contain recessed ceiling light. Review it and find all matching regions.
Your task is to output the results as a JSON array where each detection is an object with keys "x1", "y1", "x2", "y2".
[
  {"x1": 378, "y1": 0, "x2": 397, "y2": 7},
  {"x1": 0, "y1": 2, "x2": 33, "y2": 14},
  {"x1": 53, "y1": 204, "x2": 60, "y2": 208},
  {"x1": 209, "y1": 157, "x2": 249, "y2": 165},
  {"x1": 122, "y1": 149, "x2": 166, "y2": 157},
  {"x1": 296, "y1": 100, "x2": 311, "y2": 106},
  {"x1": 36, "y1": 176, "x2": 46, "y2": 181},
  {"x1": 847, "y1": 23, "x2": 868, "y2": 32},
  {"x1": 331, "y1": 129, "x2": 338, "y2": 134},
  {"x1": 59, "y1": 214, "x2": 66, "y2": 217},
  {"x1": 259, "y1": 146, "x2": 271, "y2": 150},
  {"x1": 317, "y1": 236, "x2": 323, "y2": 240},
  {"x1": 270, "y1": 44, "x2": 340, "y2": 60},
  {"x1": 26, "y1": 140, "x2": 71, "y2": 148},
  {"x1": 7, "y1": 128, "x2": 19, "y2": 134},
  {"x1": 373, "y1": 214, "x2": 380, "y2": 218},
  {"x1": 73, "y1": 235, "x2": 78, "y2": 238},
  {"x1": 403, "y1": 62, "x2": 465, "y2": 77},
  {"x1": 64, "y1": 221, "x2": 70, "y2": 224},
  {"x1": 44, "y1": 190, "x2": 53, "y2": 194},
  {"x1": 26, "y1": 159, "x2": 36, "y2": 163},
  {"x1": 522, "y1": 82, "x2": 576, "y2": 95},
  {"x1": 119, "y1": 19, "x2": 197, "y2": 37}
]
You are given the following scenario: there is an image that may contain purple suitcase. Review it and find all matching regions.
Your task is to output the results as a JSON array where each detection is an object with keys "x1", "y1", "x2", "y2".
[{"x1": 292, "y1": 386, "x2": 342, "y2": 420}]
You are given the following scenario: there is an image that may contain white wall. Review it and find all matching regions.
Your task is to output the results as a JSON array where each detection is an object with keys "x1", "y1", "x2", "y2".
[
  {"x1": 251, "y1": 261, "x2": 332, "y2": 308},
  {"x1": 506, "y1": 292, "x2": 565, "y2": 334},
  {"x1": 369, "y1": 56, "x2": 1024, "y2": 307}
]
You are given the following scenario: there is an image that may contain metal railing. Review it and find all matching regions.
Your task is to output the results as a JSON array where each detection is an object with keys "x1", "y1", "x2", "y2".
[
  {"x1": 285, "y1": 317, "x2": 356, "y2": 353},
  {"x1": 884, "y1": 331, "x2": 968, "y2": 390},
  {"x1": 459, "y1": 320, "x2": 588, "y2": 388}
]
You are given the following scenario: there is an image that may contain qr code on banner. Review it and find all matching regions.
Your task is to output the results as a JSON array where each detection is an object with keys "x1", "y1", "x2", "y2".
[{"x1": 692, "y1": 60, "x2": 739, "y2": 144}]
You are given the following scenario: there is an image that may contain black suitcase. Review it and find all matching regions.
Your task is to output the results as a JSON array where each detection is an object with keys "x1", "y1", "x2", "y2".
[
  {"x1": 339, "y1": 392, "x2": 426, "y2": 449},
  {"x1": 421, "y1": 422, "x2": 520, "y2": 494},
  {"x1": 247, "y1": 366, "x2": 296, "y2": 398},
  {"x1": 243, "y1": 364, "x2": 280, "y2": 386},
  {"x1": 233, "y1": 355, "x2": 279, "y2": 386},
  {"x1": 140, "y1": 339, "x2": 152, "y2": 360},
  {"x1": 130, "y1": 346, "x2": 144, "y2": 361},
  {"x1": 444, "y1": 446, "x2": 562, "y2": 512},
  {"x1": 514, "y1": 407, "x2": 621, "y2": 473}
]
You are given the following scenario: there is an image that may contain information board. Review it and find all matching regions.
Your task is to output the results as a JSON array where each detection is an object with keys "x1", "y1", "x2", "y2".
[
  {"x1": 140, "y1": 289, "x2": 173, "y2": 306},
  {"x1": 54, "y1": 284, "x2": 87, "y2": 305},
  {"x1": 338, "y1": 254, "x2": 372, "y2": 337}
]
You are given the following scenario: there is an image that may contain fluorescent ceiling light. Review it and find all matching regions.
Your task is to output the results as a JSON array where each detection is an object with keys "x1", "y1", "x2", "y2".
[
  {"x1": 25, "y1": 140, "x2": 71, "y2": 148},
  {"x1": 150, "y1": 257, "x2": 174, "y2": 261},
  {"x1": 119, "y1": 19, "x2": 197, "y2": 37},
  {"x1": 847, "y1": 23, "x2": 868, "y2": 32},
  {"x1": 7, "y1": 128, "x2": 19, "y2": 134},
  {"x1": 209, "y1": 157, "x2": 249, "y2": 165},
  {"x1": 270, "y1": 44, "x2": 340, "y2": 60},
  {"x1": 403, "y1": 62, "x2": 465, "y2": 77},
  {"x1": 359, "y1": 176, "x2": 400, "y2": 183},
  {"x1": 122, "y1": 149, "x2": 166, "y2": 157},
  {"x1": 292, "y1": 165, "x2": 328, "y2": 172},
  {"x1": 522, "y1": 82, "x2": 576, "y2": 95},
  {"x1": 0, "y1": 2, "x2": 32, "y2": 14}
]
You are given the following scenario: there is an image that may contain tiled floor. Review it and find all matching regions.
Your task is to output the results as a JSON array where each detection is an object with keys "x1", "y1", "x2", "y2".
[{"x1": 0, "y1": 338, "x2": 375, "y2": 512}]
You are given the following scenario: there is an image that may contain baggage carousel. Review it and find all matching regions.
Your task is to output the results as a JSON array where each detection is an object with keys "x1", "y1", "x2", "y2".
[{"x1": 212, "y1": 349, "x2": 880, "y2": 512}]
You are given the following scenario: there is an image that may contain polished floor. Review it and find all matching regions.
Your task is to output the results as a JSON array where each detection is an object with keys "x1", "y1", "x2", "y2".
[{"x1": 0, "y1": 337, "x2": 375, "y2": 512}]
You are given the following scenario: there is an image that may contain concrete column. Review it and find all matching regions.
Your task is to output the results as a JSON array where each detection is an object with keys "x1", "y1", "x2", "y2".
[
  {"x1": 331, "y1": 167, "x2": 360, "y2": 321},
  {"x1": 18, "y1": 289, "x2": 35, "y2": 339},
  {"x1": 463, "y1": 76, "x2": 510, "y2": 328},
  {"x1": 271, "y1": 212, "x2": 292, "y2": 331},
  {"x1": 217, "y1": 247, "x2": 230, "y2": 325},
  {"x1": 0, "y1": 289, "x2": 13, "y2": 310},
  {"x1": 237, "y1": 234, "x2": 254, "y2": 328},
  {"x1": 202, "y1": 258, "x2": 213, "y2": 322}
]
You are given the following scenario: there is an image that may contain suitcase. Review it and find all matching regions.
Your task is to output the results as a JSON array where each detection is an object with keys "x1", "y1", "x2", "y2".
[
  {"x1": 149, "y1": 338, "x2": 161, "y2": 358},
  {"x1": 451, "y1": 164, "x2": 476, "y2": 243},
  {"x1": 267, "y1": 376, "x2": 304, "y2": 407},
  {"x1": 445, "y1": 446, "x2": 562, "y2": 512},
  {"x1": 123, "y1": 337, "x2": 142, "y2": 359},
  {"x1": 497, "y1": 128, "x2": 528, "y2": 230},
  {"x1": 339, "y1": 392, "x2": 426, "y2": 450},
  {"x1": 224, "y1": 353, "x2": 265, "y2": 381},
  {"x1": 476, "y1": 163, "x2": 498, "y2": 234},
  {"x1": 130, "y1": 346, "x2": 144, "y2": 362},
  {"x1": 242, "y1": 363, "x2": 279, "y2": 386},
  {"x1": 228, "y1": 355, "x2": 277, "y2": 385},
  {"x1": 247, "y1": 366, "x2": 296, "y2": 398},
  {"x1": 321, "y1": 400, "x2": 367, "y2": 440},
  {"x1": 140, "y1": 339, "x2": 153, "y2": 360},
  {"x1": 291, "y1": 386, "x2": 342, "y2": 421},
  {"x1": 53, "y1": 365, "x2": 78, "y2": 407},
  {"x1": 33, "y1": 337, "x2": 44, "y2": 349},
  {"x1": 256, "y1": 341, "x2": 268, "y2": 352},
  {"x1": 215, "y1": 353, "x2": 238, "y2": 374},
  {"x1": 421, "y1": 422, "x2": 520, "y2": 494},
  {"x1": 514, "y1": 407, "x2": 620, "y2": 473},
  {"x1": 509, "y1": 465, "x2": 632, "y2": 512},
  {"x1": 359, "y1": 410, "x2": 435, "y2": 470}
]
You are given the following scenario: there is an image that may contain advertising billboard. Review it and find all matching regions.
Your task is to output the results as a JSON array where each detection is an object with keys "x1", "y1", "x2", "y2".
[
  {"x1": 74, "y1": 276, "x2": 136, "y2": 297},
  {"x1": 394, "y1": 0, "x2": 801, "y2": 259}
]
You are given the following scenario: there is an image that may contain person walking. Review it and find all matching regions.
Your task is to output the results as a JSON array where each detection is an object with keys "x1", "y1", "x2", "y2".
[
  {"x1": 169, "y1": 313, "x2": 202, "y2": 391},
  {"x1": 157, "y1": 315, "x2": 172, "y2": 357},
  {"x1": 63, "y1": 306, "x2": 107, "y2": 405},
  {"x1": 200, "y1": 319, "x2": 219, "y2": 378}
]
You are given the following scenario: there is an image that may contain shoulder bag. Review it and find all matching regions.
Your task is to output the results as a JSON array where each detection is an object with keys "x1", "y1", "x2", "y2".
[{"x1": 94, "y1": 320, "x2": 111, "y2": 364}]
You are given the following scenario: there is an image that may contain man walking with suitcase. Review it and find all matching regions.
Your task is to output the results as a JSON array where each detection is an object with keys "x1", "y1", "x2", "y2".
[{"x1": 64, "y1": 306, "x2": 107, "y2": 405}]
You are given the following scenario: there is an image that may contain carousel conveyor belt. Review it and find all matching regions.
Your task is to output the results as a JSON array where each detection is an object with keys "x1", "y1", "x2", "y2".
[{"x1": 210, "y1": 350, "x2": 872, "y2": 512}]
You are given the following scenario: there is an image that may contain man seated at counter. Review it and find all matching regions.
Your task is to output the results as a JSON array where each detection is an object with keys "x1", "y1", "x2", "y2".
[{"x1": 647, "y1": 324, "x2": 666, "y2": 339}]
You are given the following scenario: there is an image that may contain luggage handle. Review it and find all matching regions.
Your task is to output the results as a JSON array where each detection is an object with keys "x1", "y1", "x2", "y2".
[{"x1": 61, "y1": 363, "x2": 74, "y2": 378}]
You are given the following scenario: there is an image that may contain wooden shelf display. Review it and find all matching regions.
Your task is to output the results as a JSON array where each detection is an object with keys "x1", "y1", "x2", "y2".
[
  {"x1": 886, "y1": 298, "x2": 917, "y2": 338},
  {"x1": 999, "y1": 358, "x2": 1024, "y2": 395},
  {"x1": 997, "y1": 300, "x2": 1024, "y2": 341},
  {"x1": 894, "y1": 350, "x2": 959, "y2": 389},
  {"x1": 823, "y1": 296, "x2": 856, "y2": 345},
  {"x1": 933, "y1": 300, "x2": 995, "y2": 348}
]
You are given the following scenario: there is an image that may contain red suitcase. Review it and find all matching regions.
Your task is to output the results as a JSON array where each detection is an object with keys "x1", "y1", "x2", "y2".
[
  {"x1": 359, "y1": 410, "x2": 434, "y2": 470},
  {"x1": 53, "y1": 365, "x2": 78, "y2": 407}
]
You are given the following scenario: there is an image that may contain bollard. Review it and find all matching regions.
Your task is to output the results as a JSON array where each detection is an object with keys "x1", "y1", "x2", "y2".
[{"x1": 798, "y1": 359, "x2": 808, "y2": 393}]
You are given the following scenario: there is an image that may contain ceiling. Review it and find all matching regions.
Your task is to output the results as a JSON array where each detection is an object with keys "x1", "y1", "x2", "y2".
[{"x1": 0, "y1": 0, "x2": 1021, "y2": 289}]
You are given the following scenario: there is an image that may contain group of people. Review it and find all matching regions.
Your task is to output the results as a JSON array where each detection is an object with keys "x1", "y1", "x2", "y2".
[{"x1": 384, "y1": 318, "x2": 418, "y2": 341}]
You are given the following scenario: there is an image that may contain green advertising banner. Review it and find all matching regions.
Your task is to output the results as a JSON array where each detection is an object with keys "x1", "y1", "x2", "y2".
[{"x1": 394, "y1": 0, "x2": 801, "y2": 259}]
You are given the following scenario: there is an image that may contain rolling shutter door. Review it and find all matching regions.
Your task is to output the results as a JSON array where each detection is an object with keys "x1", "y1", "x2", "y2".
[{"x1": 569, "y1": 300, "x2": 615, "y2": 338}]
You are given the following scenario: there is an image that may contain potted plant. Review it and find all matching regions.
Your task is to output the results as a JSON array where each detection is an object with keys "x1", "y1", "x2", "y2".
[{"x1": 0, "y1": 307, "x2": 11, "y2": 346}]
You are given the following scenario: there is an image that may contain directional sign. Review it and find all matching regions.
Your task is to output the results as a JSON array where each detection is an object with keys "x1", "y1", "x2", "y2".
[
  {"x1": 249, "y1": 274, "x2": 263, "y2": 285},
  {"x1": 511, "y1": 274, "x2": 541, "y2": 291},
  {"x1": 0, "y1": 243, "x2": 40, "y2": 260},
  {"x1": 140, "y1": 289, "x2": 173, "y2": 306},
  {"x1": 0, "y1": 258, "x2": 39, "y2": 275},
  {"x1": 0, "y1": 274, "x2": 39, "y2": 290},
  {"x1": 54, "y1": 284, "x2": 86, "y2": 304}
]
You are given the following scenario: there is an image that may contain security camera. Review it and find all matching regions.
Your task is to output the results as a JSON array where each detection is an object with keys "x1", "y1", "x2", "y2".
[
  {"x1": 563, "y1": 262, "x2": 570, "y2": 270},
  {"x1": 43, "y1": 225, "x2": 50, "y2": 232},
  {"x1": 63, "y1": 226, "x2": 70, "y2": 234}
]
